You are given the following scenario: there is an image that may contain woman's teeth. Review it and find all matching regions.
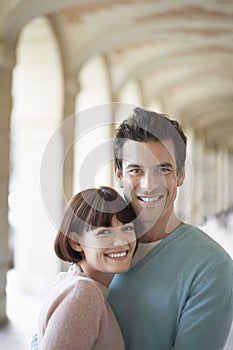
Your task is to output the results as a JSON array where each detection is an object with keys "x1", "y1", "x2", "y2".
[{"x1": 106, "y1": 251, "x2": 127, "y2": 258}]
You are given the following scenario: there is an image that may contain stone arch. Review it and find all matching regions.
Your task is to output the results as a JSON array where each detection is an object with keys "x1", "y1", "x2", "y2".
[{"x1": 9, "y1": 16, "x2": 64, "y2": 297}]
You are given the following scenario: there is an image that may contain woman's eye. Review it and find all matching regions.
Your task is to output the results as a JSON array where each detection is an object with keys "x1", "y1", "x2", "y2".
[
  {"x1": 122, "y1": 225, "x2": 134, "y2": 232},
  {"x1": 98, "y1": 229, "x2": 111, "y2": 235}
]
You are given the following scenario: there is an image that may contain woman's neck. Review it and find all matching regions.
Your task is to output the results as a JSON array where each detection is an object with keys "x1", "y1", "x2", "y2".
[{"x1": 76, "y1": 262, "x2": 114, "y2": 287}]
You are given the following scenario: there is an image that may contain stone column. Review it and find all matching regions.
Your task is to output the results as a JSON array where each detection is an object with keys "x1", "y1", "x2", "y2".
[
  {"x1": 186, "y1": 131, "x2": 205, "y2": 224},
  {"x1": 59, "y1": 73, "x2": 79, "y2": 271},
  {"x1": 202, "y1": 147, "x2": 218, "y2": 217},
  {"x1": 0, "y1": 41, "x2": 15, "y2": 324},
  {"x1": 216, "y1": 148, "x2": 229, "y2": 213},
  {"x1": 229, "y1": 152, "x2": 233, "y2": 209},
  {"x1": 62, "y1": 73, "x2": 79, "y2": 201}
]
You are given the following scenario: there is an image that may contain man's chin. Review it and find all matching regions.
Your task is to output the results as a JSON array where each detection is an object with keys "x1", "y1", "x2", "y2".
[
  {"x1": 135, "y1": 213, "x2": 162, "y2": 231},
  {"x1": 137, "y1": 206, "x2": 163, "y2": 220}
]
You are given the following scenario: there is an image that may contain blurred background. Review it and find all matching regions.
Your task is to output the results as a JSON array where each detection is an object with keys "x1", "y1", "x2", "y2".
[{"x1": 0, "y1": 0, "x2": 233, "y2": 348}]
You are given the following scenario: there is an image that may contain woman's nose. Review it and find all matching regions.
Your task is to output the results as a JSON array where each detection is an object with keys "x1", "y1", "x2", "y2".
[
  {"x1": 111, "y1": 228, "x2": 133, "y2": 247},
  {"x1": 111, "y1": 234, "x2": 128, "y2": 247}
]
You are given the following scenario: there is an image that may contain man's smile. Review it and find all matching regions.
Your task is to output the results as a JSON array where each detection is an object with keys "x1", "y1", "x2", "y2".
[{"x1": 136, "y1": 194, "x2": 165, "y2": 205}]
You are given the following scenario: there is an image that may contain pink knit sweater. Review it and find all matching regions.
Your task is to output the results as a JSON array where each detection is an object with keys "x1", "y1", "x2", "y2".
[{"x1": 38, "y1": 269, "x2": 124, "y2": 350}]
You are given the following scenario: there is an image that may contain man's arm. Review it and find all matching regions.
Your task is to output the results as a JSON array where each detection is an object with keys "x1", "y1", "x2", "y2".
[{"x1": 174, "y1": 260, "x2": 233, "y2": 350}]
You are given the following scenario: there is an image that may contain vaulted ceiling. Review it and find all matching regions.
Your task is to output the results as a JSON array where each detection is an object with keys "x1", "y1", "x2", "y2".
[{"x1": 1, "y1": 0, "x2": 233, "y2": 150}]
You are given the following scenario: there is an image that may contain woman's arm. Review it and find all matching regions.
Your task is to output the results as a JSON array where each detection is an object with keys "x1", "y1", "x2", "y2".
[{"x1": 39, "y1": 279, "x2": 107, "y2": 350}]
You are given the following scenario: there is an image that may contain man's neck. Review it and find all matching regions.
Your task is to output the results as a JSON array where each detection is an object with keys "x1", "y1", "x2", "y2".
[{"x1": 138, "y1": 214, "x2": 184, "y2": 243}]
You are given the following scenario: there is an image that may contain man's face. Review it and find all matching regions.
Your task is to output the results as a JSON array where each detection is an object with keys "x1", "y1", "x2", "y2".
[{"x1": 115, "y1": 139, "x2": 184, "y2": 233}]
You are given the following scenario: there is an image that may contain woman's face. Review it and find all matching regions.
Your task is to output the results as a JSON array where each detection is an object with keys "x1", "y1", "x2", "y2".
[{"x1": 73, "y1": 215, "x2": 136, "y2": 285}]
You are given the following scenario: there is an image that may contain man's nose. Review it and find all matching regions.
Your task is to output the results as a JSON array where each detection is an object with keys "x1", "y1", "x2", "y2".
[{"x1": 140, "y1": 171, "x2": 160, "y2": 192}]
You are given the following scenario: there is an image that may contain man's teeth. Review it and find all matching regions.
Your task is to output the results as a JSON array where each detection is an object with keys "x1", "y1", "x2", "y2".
[
  {"x1": 107, "y1": 251, "x2": 127, "y2": 258},
  {"x1": 140, "y1": 196, "x2": 161, "y2": 202}
]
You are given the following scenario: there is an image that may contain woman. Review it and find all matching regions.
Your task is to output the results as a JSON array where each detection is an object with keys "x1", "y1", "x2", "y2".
[{"x1": 37, "y1": 186, "x2": 136, "y2": 350}]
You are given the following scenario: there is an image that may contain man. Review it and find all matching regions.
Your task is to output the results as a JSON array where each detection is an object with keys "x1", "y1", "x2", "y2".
[{"x1": 108, "y1": 107, "x2": 233, "y2": 350}]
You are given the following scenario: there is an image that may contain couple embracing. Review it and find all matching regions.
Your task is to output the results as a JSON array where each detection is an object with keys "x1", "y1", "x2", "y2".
[{"x1": 32, "y1": 107, "x2": 233, "y2": 350}]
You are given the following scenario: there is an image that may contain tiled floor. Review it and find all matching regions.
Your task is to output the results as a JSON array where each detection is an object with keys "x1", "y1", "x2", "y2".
[
  {"x1": 0, "y1": 269, "x2": 233, "y2": 349},
  {"x1": 0, "y1": 269, "x2": 43, "y2": 350}
]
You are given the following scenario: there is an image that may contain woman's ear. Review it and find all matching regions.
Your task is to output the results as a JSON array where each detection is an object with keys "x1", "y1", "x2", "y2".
[
  {"x1": 177, "y1": 166, "x2": 185, "y2": 187},
  {"x1": 68, "y1": 232, "x2": 83, "y2": 252}
]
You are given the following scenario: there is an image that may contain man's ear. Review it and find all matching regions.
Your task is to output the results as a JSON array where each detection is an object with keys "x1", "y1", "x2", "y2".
[
  {"x1": 114, "y1": 165, "x2": 124, "y2": 188},
  {"x1": 177, "y1": 166, "x2": 185, "y2": 187},
  {"x1": 68, "y1": 232, "x2": 83, "y2": 252}
]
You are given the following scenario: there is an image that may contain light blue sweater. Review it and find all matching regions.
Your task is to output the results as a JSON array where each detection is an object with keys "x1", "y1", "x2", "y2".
[{"x1": 108, "y1": 224, "x2": 233, "y2": 350}]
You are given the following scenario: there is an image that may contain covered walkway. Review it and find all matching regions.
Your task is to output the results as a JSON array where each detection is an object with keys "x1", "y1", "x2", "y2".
[{"x1": 0, "y1": 1, "x2": 233, "y2": 348}]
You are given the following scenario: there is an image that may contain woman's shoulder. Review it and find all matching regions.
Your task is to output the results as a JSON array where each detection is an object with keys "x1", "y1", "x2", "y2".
[{"x1": 55, "y1": 270, "x2": 109, "y2": 302}]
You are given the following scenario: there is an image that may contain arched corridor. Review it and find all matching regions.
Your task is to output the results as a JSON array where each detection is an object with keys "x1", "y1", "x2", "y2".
[{"x1": 0, "y1": 1, "x2": 233, "y2": 348}]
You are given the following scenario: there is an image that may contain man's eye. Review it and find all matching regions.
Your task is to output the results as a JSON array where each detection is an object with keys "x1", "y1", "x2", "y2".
[
  {"x1": 157, "y1": 167, "x2": 171, "y2": 174},
  {"x1": 128, "y1": 168, "x2": 142, "y2": 174}
]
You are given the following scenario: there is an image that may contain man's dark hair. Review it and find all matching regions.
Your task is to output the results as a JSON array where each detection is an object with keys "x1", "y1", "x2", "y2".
[{"x1": 114, "y1": 107, "x2": 187, "y2": 174}]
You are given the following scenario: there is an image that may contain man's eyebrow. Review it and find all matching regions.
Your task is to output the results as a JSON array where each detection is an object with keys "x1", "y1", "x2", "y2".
[
  {"x1": 158, "y1": 162, "x2": 174, "y2": 168},
  {"x1": 125, "y1": 162, "x2": 175, "y2": 170},
  {"x1": 125, "y1": 163, "x2": 142, "y2": 169}
]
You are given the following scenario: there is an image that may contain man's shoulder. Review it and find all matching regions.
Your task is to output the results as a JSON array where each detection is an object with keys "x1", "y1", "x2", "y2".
[{"x1": 176, "y1": 224, "x2": 232, "y2": 264}]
